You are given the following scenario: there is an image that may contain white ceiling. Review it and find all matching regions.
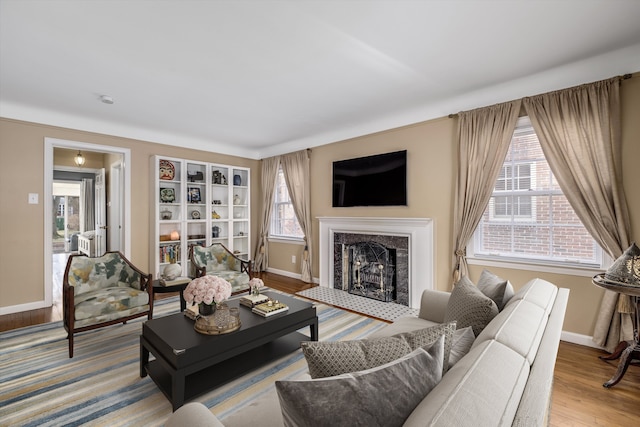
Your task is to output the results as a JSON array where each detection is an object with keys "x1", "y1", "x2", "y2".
[{"x1": 1, "y1": 1, "x2": 640, "y2": 159}]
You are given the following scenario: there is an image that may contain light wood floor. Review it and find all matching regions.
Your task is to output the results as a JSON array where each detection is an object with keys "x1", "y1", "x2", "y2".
[{"x1": 1, "y1": 272, "x2": 638, "y2": 425}]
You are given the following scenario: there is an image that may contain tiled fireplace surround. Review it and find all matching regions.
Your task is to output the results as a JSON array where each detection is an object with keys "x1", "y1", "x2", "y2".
[{"x1": 318, "y1": 217, "x2": 434, "y2": 309}]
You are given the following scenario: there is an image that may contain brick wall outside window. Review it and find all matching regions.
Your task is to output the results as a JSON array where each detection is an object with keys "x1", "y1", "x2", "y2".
[{"x1": 474, "y1": 118, "x2": 598, "y2": 265}]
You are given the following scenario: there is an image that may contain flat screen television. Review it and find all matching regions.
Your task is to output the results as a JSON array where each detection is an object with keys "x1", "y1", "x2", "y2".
[{"x1": 332, "y1": 150, "x2": 407, "y2": 207}]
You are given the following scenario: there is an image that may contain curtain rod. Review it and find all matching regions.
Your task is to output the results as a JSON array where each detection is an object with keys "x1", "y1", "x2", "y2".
[{"x1": 447, "y1": 73, "x2": 634, "y2": 119}]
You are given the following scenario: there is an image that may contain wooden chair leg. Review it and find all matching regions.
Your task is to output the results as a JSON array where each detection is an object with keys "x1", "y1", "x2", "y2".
[{"x1": 68, "y1": 334, "x2": 74, "y2": 358}]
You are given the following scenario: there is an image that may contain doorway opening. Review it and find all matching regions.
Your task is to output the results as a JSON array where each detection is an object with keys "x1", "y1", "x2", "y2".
[{"x1": 44, "y1": 138, "x2": 131, "y2": 310}]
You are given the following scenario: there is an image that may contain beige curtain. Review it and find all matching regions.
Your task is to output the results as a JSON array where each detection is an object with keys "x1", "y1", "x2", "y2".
[
  {"x1": 523, "y1": 78, "x2": 633, "y2": 351},
  {"x1": 252, "y1": 156, "x2": 280, "y2": 272},
  {"x1": 452, "y1": 100, "x2": 522, "y2": 283},
  {"x1": 281, "y1": 150, "x2": 313, "y2": 283}
]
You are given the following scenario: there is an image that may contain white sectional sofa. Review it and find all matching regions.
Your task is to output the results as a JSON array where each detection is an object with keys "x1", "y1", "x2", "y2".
[{"x1": 166, "y1": 278, "x2": 569, "y2": 427}]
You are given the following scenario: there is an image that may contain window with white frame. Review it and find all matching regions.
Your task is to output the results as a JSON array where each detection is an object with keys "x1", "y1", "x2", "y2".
[
  {"x1": 491, "y1": 163, "x2": 534, "y2": 220},
  {"x1": 471, "y1": 117, "x2": 603, "y2": 268},
  {"x1": 270, "y1": 167, "x2": 304, "y2": 239}
]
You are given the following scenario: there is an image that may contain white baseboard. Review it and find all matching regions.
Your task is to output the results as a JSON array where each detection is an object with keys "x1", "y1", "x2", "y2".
[
  {"x1": 560, "y1": 331, "x2": 604, "y2": 349},
  {"x1": 265, "y1": 267, "x2": 319, "y2": 284},
  {"x1": 0, "y1": 300, "x2": 49, "y2": 316}
]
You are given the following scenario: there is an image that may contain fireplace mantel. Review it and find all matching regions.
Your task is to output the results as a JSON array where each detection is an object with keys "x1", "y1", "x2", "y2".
[{"x1": 318, "y1": 217, "x2": 434, "y2": 308}]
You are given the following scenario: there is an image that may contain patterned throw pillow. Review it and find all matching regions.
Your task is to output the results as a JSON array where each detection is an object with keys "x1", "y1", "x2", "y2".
[
  {"x1": 302, "y1": 322, "x2": 456, "y2": 379},
  {"x1": 278, "y1": 336, "x2": 445, "y2": 427},
  {"x1": 444, "y1": 276, "x2": 499, "y2": 336},
  {"x1": 477, "y1": 269, "x2": 515, "y2": 311}
]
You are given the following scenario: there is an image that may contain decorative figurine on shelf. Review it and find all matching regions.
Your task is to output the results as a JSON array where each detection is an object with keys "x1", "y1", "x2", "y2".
[
  {"x1": 212, "y1": 170, "x2": 222, "y2": 184},
  {"x1": 187, "y1": 171, "x2": 204, "y2": 182},
  {"x1": 212, "y1": 226, "x2": 220, "y2": 238},
  {"x1": 211, "y1": 210, "x2": 221, "y2": 219},
  {"x1": 233, "y1": 194, "x2": 241, "y2": 205},
  {"x1": 222, "y1": 175, "x2": 227, "y2": 185},
  {"x1": 161, "y1": 209, "x2": 172, "y2": 220},
  {"x1": 233, "y1": 174, "x2": 242, "y2": 186}
]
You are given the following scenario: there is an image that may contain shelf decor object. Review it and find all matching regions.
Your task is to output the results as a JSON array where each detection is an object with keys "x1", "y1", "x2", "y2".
[
  {"x1": 187, "y1": 187, "x2": 201, "y2": 203},
  {"x1": 159, "y1": 160, "x2": 175, "y2": 180},
  {"x1": 160, "y1": 188, "x2": 175, "y2": 203}
]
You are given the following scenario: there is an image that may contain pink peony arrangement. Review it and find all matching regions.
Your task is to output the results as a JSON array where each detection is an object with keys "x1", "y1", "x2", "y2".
[
  {"x1": 183, "y1": 275, "x2": 232, "y2": 306},
  {"x1": 249, "y1": 277, "x2": 264, "y2": 293}
]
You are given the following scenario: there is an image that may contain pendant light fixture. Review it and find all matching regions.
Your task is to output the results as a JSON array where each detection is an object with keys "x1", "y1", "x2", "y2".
[{"x1": 74, "y1": 150, "x2": 85, "y2": 166}]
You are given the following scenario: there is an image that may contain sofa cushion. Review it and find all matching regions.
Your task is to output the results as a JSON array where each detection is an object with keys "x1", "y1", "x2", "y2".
[
  {"x1": 165, "y1": 402, "x2": 225, "y2": 427},
  {"x1": 505, "y1": 278, "x2": 558, "y2": 314},
  {"x1": 444, "y1": 276, "x2": 498, "y2": 336},
  {"x1": 449, "y1": 326, "x2": 475, "y2": 367},
  {"x1": 277, "y1": 336, "x2": 444, "y2": 427},
  {"x1": 402, "y1": 340, "x2": 529, "y2": 427},
  {"x1": 477, "y1": 269, "x2": 514, "y2": 311},
  {"x1": 472, "y1": 299, "x2": 548, "y2": 365},
  {"x1": 74, "y1": 287, "x2": 149, "y2": 321},
  {"x1": 302, "y1": 322, "x2": 456, "y2": 378},
  {"x1": 366, "y1": 315, "x2": 439, "y2": 339}
]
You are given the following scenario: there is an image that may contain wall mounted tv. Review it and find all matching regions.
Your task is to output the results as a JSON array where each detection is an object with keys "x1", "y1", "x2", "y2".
[{"x1": 332, "y1": 150, "x2": 407, "y2": 207}]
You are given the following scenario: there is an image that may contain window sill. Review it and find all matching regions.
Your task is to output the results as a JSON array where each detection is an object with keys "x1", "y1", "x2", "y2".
[
  {"x1": 467, "y1": 255, "x2": 606, "y2": 278},
  {"x1": 268, "y1": 236, "x2": 305, "y2": 245}
]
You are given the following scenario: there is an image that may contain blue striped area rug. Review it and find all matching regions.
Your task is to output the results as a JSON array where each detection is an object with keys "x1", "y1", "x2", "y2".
[{"x1": 0, "y1": 295, "x2": 386, "y2": 426}]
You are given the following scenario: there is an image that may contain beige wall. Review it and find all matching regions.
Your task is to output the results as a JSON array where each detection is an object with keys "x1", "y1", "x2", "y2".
[
  {"x1": 268, "y1": 74, "x2": 640, "y2": 339},
  {"x1": 0, "y1": 119, "x2": 260, "y2": 308},
  {"x1": 1, "y1": 75, "x2": 638, "y2": 339}
]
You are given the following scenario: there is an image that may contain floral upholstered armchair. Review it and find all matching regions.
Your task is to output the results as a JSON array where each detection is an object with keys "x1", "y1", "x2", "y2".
[
  {"x1": 63, "y1": 251, "x2": 153, "y2": 358},
  {"x1": 191, "y1": 243, "x2": 252, "y2": 293}
]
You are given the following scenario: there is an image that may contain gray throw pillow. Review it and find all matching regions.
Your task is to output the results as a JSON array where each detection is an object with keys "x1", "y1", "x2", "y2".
[
  {"x1": 277, "y1": 335, "x2": 444, "y2": 427},
  {"x1": 449, "y1": 326, "x2": 475, "y2": 366},
  {"x1": 444, "y1": 276, "x2": 498, "y2": 336},
  {"x1": 477, "y1": 269, "x2": 515, "y2": 310},
  {"x1": 302, "y1": 322, "x2": 456, "y2": 378}
]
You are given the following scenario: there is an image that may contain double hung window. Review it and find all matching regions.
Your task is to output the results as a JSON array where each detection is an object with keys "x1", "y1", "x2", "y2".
[
  {"x1": 270, "y1": 167, "x2": 303, "y2": 240},
  {"x1": 471, "y1": 117, "x2": 604, "y2": 271}
]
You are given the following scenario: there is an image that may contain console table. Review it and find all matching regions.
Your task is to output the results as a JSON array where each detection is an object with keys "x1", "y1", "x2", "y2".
[{"x1": 592, "y1": 274, "x2": 640, "y2": 388}]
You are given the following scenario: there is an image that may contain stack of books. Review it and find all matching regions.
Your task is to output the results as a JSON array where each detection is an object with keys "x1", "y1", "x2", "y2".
[
  {"x1": 158, "y1": 276, "x2": 191, "y2": 287},
  {"x1": 252, "y1": 301, "x2": 289, "y2": 317},
  {"x1": 239, "y1": 293, "x2": 270, "y2": 308}
]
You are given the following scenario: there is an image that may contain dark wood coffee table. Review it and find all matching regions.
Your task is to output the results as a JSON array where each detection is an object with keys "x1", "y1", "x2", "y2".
[{"x1": 140, "y1": 292, "x2": 318, "y2": 410}]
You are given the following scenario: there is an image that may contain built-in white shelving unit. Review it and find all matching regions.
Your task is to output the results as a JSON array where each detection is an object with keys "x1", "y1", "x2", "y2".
[{"x1": 151, "y1": 155, "x2": 250, "y2": 278}]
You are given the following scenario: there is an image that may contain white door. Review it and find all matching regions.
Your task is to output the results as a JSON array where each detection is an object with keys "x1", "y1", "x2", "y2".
[
  {"x1": 95, "y1": 168, "x2": 107, "y2": 256},
  {"x1": 109, "y1": 162, "x2": 124, "y2": 251}
]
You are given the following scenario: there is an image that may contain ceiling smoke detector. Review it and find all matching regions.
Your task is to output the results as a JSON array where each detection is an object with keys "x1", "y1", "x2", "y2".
[{"x1": 100, "y1": 95, "x2": 114, "y2": 104}]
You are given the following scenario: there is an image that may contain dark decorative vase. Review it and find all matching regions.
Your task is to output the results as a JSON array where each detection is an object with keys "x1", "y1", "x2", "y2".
[
  {"x1": 233, "y1": 174, "x2": 242, "y2": 186},
  {"x1": 199, "y1": 303, "x2": 215, "y2": 316}
]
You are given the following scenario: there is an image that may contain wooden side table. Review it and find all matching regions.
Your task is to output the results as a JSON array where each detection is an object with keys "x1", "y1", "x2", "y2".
[
  {"x1": 152, "y1": 278, "x2": 191, "y2": 312},
  {"x1": 592, "y1": 274, "x2": 640, "y2": 388}
]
